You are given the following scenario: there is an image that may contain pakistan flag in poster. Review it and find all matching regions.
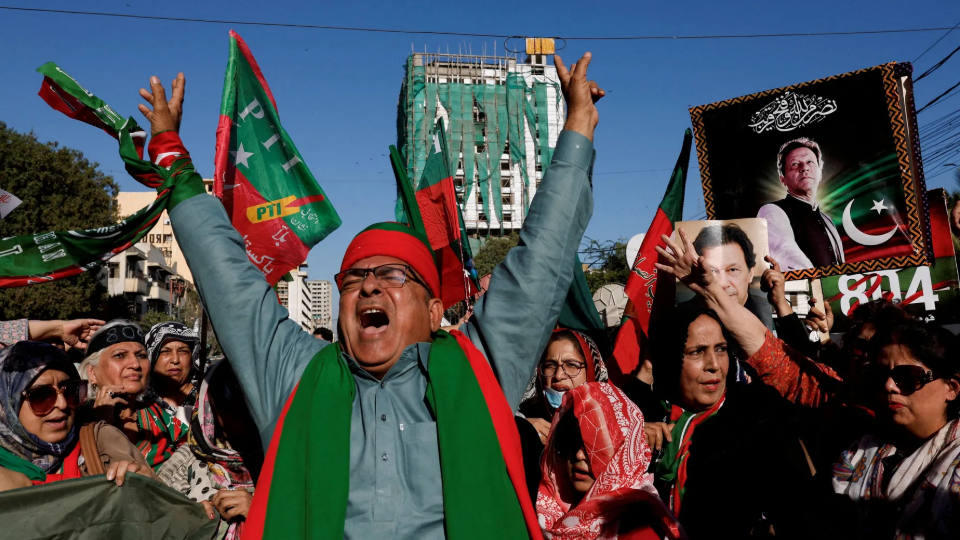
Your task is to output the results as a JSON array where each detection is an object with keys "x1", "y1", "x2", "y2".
[{"x1": 821, "y1": 189, "x2": 960, "y2": 332}]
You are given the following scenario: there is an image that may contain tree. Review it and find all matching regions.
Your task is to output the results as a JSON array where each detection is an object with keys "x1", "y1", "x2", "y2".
[
  {"x1": 580, "y1": 238, "x2": 631, "y2": 294},
  {"x1": 472, "y1": 233, "x2": 519, "y2": 277},
  {"x1": 141, "y1": 309, "x2": 179, "y2": 329},
  {"x1": 0, "y1": 122, "x2": 119, "y2": 320}
]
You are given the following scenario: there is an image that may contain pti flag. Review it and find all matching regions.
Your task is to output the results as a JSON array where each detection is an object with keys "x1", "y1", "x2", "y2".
[
  {"x1": 214, "y1": 31, "x2": 341, "y2": 285},
  {"x1": 392, "y1": 119, "x2": 479, "y2": 309},
  {"x1": 0, "y1": 189, "x2": 22, "y2": 220},
  {"x1": 610, "y1": 129, "x2": 691, "y2": 377},
  {"x1": 0, "y1": 64, "x2": 172, "y2": 288}
]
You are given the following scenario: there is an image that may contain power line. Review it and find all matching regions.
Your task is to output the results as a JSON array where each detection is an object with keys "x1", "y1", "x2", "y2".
[
  {"x1": 1, "y1": 6, "x2": 958, "y2": 41},
  {"x1": 593, "y1": 168, "x2": 672, "y2": 175},
  {"x1": 913, "y1": 19, "x2": 960, "y2": 62},
  {"x1": 918, "y1": 79, "x2": 960, "y2": 113},
  {"x1": 915, "y1": 43, "x2": 960, "y2": 82}
]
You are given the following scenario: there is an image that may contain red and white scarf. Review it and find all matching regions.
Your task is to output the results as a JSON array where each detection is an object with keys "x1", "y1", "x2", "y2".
[{"x1": 536, "y1": 382, "x2": 683, "y2": 540}]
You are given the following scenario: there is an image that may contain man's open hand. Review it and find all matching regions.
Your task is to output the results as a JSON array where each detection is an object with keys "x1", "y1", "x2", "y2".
[
  {"x1": 555, "y1": 53, "x2": 604, "y2": 141},
  {"x1": 138, "y1": 73, "x2": 185, "y2": 135}
]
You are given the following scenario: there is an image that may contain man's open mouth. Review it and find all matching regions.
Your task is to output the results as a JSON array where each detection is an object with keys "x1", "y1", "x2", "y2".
[{"x1": 359, "y1": 308, "x2": 390, "y2": 334}]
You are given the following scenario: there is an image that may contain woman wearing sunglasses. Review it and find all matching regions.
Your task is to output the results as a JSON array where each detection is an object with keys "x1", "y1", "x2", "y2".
[
  {"x1": 0, "y1": 341, "x2": 156, "y2": 491},
  {"x1": 832, "y1": 319, "x2": 960, "y2": 538}
]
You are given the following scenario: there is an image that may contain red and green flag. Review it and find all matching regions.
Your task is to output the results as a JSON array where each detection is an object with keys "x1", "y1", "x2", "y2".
[
  {"x1": 213, "y1": 31, "x2": 341, "y2": 285},
  {"x1": 392, "y1": 119, "x2": 479, "y2": 309},
  {"x1": 0, "y1": 64, "x2": 173, "y2": 288},
  {"x1": 611, "y1": 129, "x2": 691, "y2": 379}
]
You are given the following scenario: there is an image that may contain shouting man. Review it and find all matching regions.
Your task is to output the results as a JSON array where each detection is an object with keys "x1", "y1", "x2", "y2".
[
  {"x1": 138, "y1": 52, "x2": 603, "y2": 539},
  {"x1": 757, "y1": 138, "x2": 844, "y2": 271}
]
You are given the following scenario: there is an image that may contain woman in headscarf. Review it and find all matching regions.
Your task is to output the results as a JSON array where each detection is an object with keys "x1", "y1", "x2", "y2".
[
  {"x1": 536, "y1": 381, "x2": 682, "y2": 540},
  {"x1": 79, "y1": 319, "x2": 186, "y2": 471},
  {"x1": 645, "y1": 303, "x2": 821, "y2": 539},
  {"x1": 519, "y1": 329, "x2": 609, "y2": 442},
  {"x1": 157, "y1": 360, "x2": 263, "y2": 539},
  {"x1": 0, "y1": 341, "x2": 156, "y2": 490},
  {"x1": 145, "y1": 322, "x2": 201, "y2": 425},
  {"x1": 831, "y1": 319, "x2": 960, "y2": 539}
]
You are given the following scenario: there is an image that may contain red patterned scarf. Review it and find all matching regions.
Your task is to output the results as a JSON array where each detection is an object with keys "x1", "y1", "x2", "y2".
[{"x1": 537, "y1": 382, "x2": 682, "y2": 540}]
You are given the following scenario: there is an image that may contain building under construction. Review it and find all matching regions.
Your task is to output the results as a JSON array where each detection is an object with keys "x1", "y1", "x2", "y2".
[{"x1": 396, "y1": 39, "x2": 563, "y2": 250}]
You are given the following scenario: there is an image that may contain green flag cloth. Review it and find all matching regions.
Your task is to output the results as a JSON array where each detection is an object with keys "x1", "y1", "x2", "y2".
[
  {"x1": 213, "y1": 30, "x2": 341, "y2": 285},
  {"x1": 393, "y1": 119, "x2": 480, "y2": 309},
  {"x1": 558, "y1": 253, "x2": 605, "y2": 332},
  {"x1": 0, "y1": 474, "x2": 218, "y2": 539},
  {"x1": 0, "y1": 63, "x2": 186, "y2": 288}
]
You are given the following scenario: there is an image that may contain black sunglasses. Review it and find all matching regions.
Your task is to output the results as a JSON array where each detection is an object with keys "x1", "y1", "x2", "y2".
[
  {"x1": 866, "y1": 365, "x2": 936, "y2": 396},
  {"x1": 21, "y1": 380, "x2": 87, "y2": 416}
]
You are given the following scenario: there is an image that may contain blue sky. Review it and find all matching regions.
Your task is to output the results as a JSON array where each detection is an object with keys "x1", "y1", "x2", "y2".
[{"x1": 1, "y1": 0, "x2": 958, "y2": 323}]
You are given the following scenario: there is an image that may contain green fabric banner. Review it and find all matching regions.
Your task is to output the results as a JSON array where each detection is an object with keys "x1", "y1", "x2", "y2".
[
  {"x1": 0, "y1": 474, "x2": 218, "y2": 539},
  {"x1": 0, "y1": 63, "x2": 181, "y2": 288}
]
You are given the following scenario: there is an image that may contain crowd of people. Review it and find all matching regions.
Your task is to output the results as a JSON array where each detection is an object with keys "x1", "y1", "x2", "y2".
[{"x1": 0, "y1": 51, "x2": 958, "y2": 540}]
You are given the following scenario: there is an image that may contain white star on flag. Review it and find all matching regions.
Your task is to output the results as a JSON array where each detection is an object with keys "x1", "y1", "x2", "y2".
[
  {"x1": 870, "y1": 199, "x2": 888, "y2": 214},
  {"x1": 231, "y1": 143, "x2": 254, "y2": 168}
]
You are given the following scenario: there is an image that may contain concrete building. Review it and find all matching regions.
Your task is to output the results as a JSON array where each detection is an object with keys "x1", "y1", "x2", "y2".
[
  {"x1": 116, "y1": 179, "x2": 217, "y2": 285},
  {"x1": 105, "y1": 241, "x2": 179, "y2": 318},
  {"x1": 307, "y1": 279, "x2": 333, "y2": 331},
  {"x1": 276, "y1": 265, "x2": 313, "y2": 332},
  {"x1": 396, "y1": 41, "x2": 563, "y2": 252}
]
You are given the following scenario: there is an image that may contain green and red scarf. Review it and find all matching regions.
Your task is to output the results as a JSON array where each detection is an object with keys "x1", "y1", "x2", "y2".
[
  {"x1": 655, "y1": 393, "x2": 726, "y2": 517},
  {"x1": 243, "y1": 330, "x2": 541, "y2": 540},
  {"x1": 135, "y1": 401, "x2": 186, "y2": 471}
]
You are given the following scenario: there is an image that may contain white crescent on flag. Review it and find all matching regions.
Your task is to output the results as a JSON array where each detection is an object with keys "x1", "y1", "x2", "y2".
[{"x1": 843, "y1": 198, "x2": 898, "y2": 246}]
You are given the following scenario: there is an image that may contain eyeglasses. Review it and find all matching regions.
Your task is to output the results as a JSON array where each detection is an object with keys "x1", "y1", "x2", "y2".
[
  {"x1": 866, "y1": 365, "x2": 936, "y2": 396},
  {"x1": 21, "y1": 380, "x2": 87, "y2": 416},
  {"x1": 540, "y1": 361, "x2": 586, "y2": 379},
  {"x1": 334, "y1": 264, "x2": 428, "y2": 294}
]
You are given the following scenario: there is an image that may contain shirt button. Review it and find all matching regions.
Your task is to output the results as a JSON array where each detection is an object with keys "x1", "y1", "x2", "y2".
[
  {"x1": 380, "y1": 382, "x2": 385, "y2": 389},
  {"x1": 381, "y1": 414, "x2": 387, "y2": 421},
  {"x1": 381, "y1": 453, "x2": 389, "y2": 461}
]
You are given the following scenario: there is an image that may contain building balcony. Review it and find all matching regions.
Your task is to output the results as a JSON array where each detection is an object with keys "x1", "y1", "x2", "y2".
[
  {"x1": 123, "y1": 277, "x2": 149, "y2": 295},
  {"x1": 148, "y1": 283, "x2": 171, "y2": 303}
]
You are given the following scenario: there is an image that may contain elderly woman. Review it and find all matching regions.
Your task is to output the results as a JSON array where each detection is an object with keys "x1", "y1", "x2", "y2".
[
  {"x1": 158, "y1": 360, "x2": 263, "y2": 539},
  {"x1": 146, "y1": 322, "x2": 201, "y2": 424},
  {"x1": 79, "y1": 319, "x2": 186, "y2": 470},
  {"x1": 0, "y1": 341, "x2": 156, "y2": 491},
  {"x1": 643, "y1": 304, "x2": 820, "y2": 539},
  {"x1": 536, "y1": 381, "x2": 681, "y2": 540},
  {"x1": 519, "y1": 329, "x2": 609, "y2": 441}
]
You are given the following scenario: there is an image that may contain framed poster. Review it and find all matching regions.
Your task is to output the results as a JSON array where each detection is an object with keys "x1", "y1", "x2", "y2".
[
  {"x1": 820, "y1": 189, "x2": 960, "y2": 333},
  {"x1": 689, "y1": 62, "x2": 930, "y2": 281}
]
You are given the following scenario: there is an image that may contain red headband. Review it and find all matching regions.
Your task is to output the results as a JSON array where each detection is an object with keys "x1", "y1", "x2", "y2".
[{"x1": 341, "y1": 224, "x2": 440, "y2": 298}]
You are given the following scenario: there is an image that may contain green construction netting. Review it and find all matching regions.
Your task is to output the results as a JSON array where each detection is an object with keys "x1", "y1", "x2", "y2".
[{"x1": 397, "y1": 61, "x2": 562, "y2": 235}]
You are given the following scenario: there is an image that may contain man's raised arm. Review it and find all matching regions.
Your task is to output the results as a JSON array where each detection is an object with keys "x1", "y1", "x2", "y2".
[
  {"x1": 138, "y1": 74, "x2": 322, "y2": 446},
  {"x1": 462, "y1": 53, "x2": 603, "y2": 411}
]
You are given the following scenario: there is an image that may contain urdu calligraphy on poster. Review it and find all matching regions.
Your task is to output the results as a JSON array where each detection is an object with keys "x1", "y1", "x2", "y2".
[{"x1": 748, "y1": 91, "x2": 838, "y2": 134}]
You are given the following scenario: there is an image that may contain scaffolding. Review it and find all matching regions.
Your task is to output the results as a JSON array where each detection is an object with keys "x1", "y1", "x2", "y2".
[{"x1": 396, "y1": 44, "x2": 564, "y2": 247}]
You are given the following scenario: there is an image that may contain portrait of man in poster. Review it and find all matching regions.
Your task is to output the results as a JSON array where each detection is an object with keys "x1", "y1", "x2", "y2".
[
  {"x1": 757, "y1": 138, "x2": 845, "y2": 271},
  {"x1": 689, "y1": 63, "x2": 928, "y2": 280}
]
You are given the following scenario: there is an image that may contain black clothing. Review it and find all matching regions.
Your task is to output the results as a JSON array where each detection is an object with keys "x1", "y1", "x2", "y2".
[{"x1": 771, "y1": 196, "x2": 842, "y2": 267}]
